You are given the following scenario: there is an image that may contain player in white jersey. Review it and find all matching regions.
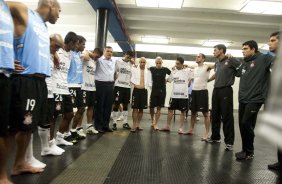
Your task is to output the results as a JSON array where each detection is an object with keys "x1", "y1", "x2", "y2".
[
  {"x1": 185, "y1": 53, "x2": 214, "y2": 140},
  {"x1": 79, "y1": 48, "x2": 103, "y2": 135},
  {"x1": 112, "y1": 51, "x2": 135, "y2": 130},
  {"x1": 36, "y1": 34, "x2": 65, "y2": 158},
  {"x1": 53, "y1": 32, "x2": 79, "y2": 146},
  {"x1": 160, "y1": 57, "x2": 193, "y2": 134}
]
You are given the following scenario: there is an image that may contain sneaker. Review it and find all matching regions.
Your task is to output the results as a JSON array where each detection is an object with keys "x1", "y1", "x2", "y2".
[
  {"x1": 268, "y1": 162, "x2": 282, "y2": 171},
  {"x1": 70, "y1": 131, "x2": 85, "y2": 140},
  {"x1": 225, "y1": 144, "x2": 233, "y2": 151},
  {"x1": 86, "y1": 125, "x2": 99, "y2": 134},
  {"x1": 117, "y1": 115, "x2": 124, "y2": 121},
  {"x1": 206, "y1": 138, "x2": 221, "y2": 143},
  {"x1": 56, "y1": 136, "x2": 73, "y2": 146},
  {"x1": 77, "y1": 128, "x2": 86, "y2": 138},
  {"x1": 112, "y1": 123, "x2": 117, "y2": 131},
  {"x1": 123, "y1": 123, "x2": 131, "y2": 130},
  {"x1": 235, "y1": 151, "x2": 254, "y2": 160},
  {"x1": 64, "y1": 134, "x2": 78, "y2": 144}
]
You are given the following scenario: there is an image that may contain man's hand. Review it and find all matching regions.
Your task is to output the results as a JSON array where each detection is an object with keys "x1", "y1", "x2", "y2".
[{"x1": 14, "y1": 60, "x2": 25, "y2": 74}]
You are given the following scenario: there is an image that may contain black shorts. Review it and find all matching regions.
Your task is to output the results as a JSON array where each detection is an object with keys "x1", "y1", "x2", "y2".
[
  {"x1": 53, "y1": 94, "x2": 73, "y2": 116},
  {"x1": 69, "y1": 87, "x2": 86, "y2": 108},
  {"x1": 132, "y1": 88, "x2": 148, "y2": 109},
  {"x1": 114, "y1": 86, "x2": 131, "y2": 105},
  {"x1": 168, "y1": 98, "x2": 188, "y2": 112},
  {"x1": 0, "y1": 74, "x2": 11, "y2": 136},
  {"x1": 45, "y1": 98, "x2": 55, "y2": 124},
  {"x1": 9, "y1": 75, "x2": 47, "y2": 132},
  {"x1": 84, "y1": 90, "x2": 97, "y2": 107},
  {"x1": 191, "y1": 90, "x2": 209, "y2": 112},
  {"x1": 150, "y1": 88, "x2": 166, "y2": 108}
]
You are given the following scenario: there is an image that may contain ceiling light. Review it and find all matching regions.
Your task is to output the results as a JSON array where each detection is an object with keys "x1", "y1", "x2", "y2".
[
  {"x1": 141, "y1": 36, "x2": 169, "y2": 44},
  {"x1": 240, "y1": 0, "x2": 282, "y2": 15},
  {"x1": 135, "y1": 44, "x2": 243, "y2": 57},
  {"x1": 159, "y1": 0, "x2": 184, "y2": 9},
  {"x1": 136, "y1": 0, "x2": 183, "y2": 9},
  {"x1": 202, "y1": 40, "x2": 232, "y2": 47}
]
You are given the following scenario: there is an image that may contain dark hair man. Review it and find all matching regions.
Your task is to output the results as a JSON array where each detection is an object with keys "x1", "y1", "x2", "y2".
[{"x1": 206, "y1": 44, "x2": 241, "y2": 152}]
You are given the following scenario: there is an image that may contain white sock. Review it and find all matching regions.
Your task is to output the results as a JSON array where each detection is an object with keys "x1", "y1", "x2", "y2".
[
  {"x1": 38, "y1": 126, "x2": 50, "y2": 151},
  {"x1": 113, "y1": 111, "x2": 118, "y2": 123},
  {"x1": 70, "y1": 129, "x2": 77, "y2": 133},
  {"x1": 123, "y1": 111, "x2": 128, "y2": 123},
  {"x1": 25, "y1": 134, "x2": 46, "y2": 168}
]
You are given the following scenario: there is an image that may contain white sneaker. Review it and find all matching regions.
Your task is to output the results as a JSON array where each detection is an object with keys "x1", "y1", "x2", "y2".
[
  {"x1": 86, "y1": 126, "x2": 99, "y2": 134},
  {"x1": 77, "y1": 128, "x2": 86, "y2": 138},
  {"x1": 49, "y1": 139, "x2": 65, "y2": 153},
  {"x1": 117, "y1": 115, "x2": 124, "y2": 121},
  {"x1": 26, "y1": 156, "x2": 46, "y2": 169},
  {"x1": 56, "y1": 136, "x2": 73, "y2": 146},
  {"x1": 41, "y1": 147, "x2": 63, "y2": 156}
]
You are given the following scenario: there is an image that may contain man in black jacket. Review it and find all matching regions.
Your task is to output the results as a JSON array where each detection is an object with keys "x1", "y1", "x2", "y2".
[{"x1": 235, "y1": 40, "x2": 274, "y2": 160}]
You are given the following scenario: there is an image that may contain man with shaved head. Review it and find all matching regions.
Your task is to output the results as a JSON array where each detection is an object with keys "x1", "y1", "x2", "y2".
[
  {"x1": 130, "y1": 57, "x2": 152, "y2": 132},
  {"x1": 7, "y1": 0, "x2": 61, "y2": 175},
  {"x1": 149, "y1": 56, "x2": 171, "y2": 130}
]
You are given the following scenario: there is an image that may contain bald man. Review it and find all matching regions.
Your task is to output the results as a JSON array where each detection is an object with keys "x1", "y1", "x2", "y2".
[
  {"x1": 130, "y1": 57, "x2": 152, "y2": 132},
  {"x1": 149, "y1": 57, "x2": 171, "y2": 130},
  {"x1": 7, "y1": 0, "x2": 61, "y2": 175}
]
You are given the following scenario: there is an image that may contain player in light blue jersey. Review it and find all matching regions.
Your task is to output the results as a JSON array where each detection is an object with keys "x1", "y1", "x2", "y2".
[
  {"x1": 7, "y1": 0, "x2": 61, "y2": 176},
  {"x1": 0, "y1": 1, "x2": 14, "y2": 183}
]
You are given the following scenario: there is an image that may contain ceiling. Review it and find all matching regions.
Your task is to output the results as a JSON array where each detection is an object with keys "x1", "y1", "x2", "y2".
[
  {"x1": 10, "y1": 0, "x2": 282, "y2": 56},
  {"x1": 116, "y1": 0, "x2": 282, "y2": 49}
]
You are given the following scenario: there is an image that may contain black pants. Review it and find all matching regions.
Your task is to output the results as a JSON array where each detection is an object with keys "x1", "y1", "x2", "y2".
[
  {"x1": 94, "y1": 81, "x2": 114, "y2": 130},
  {"x1": 211, "y1": 87, "x2": 234, "y2": 145},
  {"x1": 278, "y1": 149, "x2": 282, "y2": 163},
  {"x1": 239, "y1": 103, "x2": 262, "y2": 154}
]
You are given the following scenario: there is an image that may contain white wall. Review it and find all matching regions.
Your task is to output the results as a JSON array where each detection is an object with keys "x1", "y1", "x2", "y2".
[{"x1": 144, "y1": 58, "x2": 240, "y2": 110}]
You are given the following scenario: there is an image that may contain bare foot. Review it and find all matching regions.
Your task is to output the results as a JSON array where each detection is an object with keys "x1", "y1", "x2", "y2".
[
  {"x1": 0, "y1": 177, "x2": 13, "y2": 184},
  {"x1": 11, "y1": 163, "x2": 44, "y2": 176},
  {"x1": 184, "y1": 129, "x2": 194, "y2": 135}
]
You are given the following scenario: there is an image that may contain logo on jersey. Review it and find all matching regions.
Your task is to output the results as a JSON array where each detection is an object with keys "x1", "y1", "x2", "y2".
[
  {"x1": 225, "y1": 61, "x2": 228, "y2": 65},
  {"x1": 23, "y1": 113, "x2": 33, "y2": 125},
  {"x1": 250, "y1": 62, "x2": 255, "y2": 68},
  {"x1": 56, "y1": 103, "x2": 61, "y2": 111}
]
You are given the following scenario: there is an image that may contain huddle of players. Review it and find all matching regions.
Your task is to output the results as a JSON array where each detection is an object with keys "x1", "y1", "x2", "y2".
[{"x1": 113, "y1": 33, "x2": 280, "y2": 164}]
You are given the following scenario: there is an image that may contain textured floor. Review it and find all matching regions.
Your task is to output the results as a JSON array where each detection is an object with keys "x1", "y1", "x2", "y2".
[{"x1": 5, "y1": 111, "x2": 282, "y2": 184}]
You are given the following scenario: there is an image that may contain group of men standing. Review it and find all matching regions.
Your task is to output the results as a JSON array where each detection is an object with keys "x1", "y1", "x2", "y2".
[{"x1": 0, "y1": 0, "x2": 281, "y2": 183}]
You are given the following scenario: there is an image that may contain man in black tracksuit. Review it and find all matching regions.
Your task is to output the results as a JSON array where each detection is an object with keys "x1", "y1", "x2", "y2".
[
  {"x1": 235, "y1": 40, "x2": 274, "y2": 160},
  {"x1": 207, "y1": 44, "x2": 241, "y2": 152}
]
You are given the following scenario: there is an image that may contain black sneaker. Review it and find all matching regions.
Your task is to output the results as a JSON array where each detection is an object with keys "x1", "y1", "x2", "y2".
[
  {"x1": 123, "y1": 123, "x2": 131, "y2": 130},
  {"x1": 112, "y1": 123, "x2": 117, "y2": 131},
  {"x1": 268, "y1": 162, "x2": 282, "y2": 171},
  {"x1": 225, "y1": 144, "x2": 233, "y2": 151},
  {"x1": 235, "y1": 151, "x2": 254, "y2": 160},
  {"x1": 64, "y1": 134, "x2": 78, "y2": 144},
  {"x1": 206, "y1": 138, "x2": 221, "y2": 143},
  {"x1": 71, "y1": 131, "x2": 85, "y2": 140}
]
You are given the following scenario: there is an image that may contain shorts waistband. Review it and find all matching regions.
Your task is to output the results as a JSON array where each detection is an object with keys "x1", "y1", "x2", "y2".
[
  {"x1": 11, "y1": 74, "x2": 46, "y2": 79},
  {"x1": 95, "y1": 80, "x2": 114, "y2": 84},
  {"x1": 214, "y1": 86, "x2": 232, "y2": 89}
]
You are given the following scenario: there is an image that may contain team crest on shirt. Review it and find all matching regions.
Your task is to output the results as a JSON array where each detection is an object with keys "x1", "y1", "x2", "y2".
[
  {"x1": 224, "y1": 61, "x2": 228, "y2": 65},
  {"x1": 56, "y1": 103, "x2": 61, "y2": 111},
  {"x1": 250, "y1": 62, "x2": 255, "y2": 68},
  {"x1": 23, "y1": 113, "x2": 33, "y2": 125}
]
